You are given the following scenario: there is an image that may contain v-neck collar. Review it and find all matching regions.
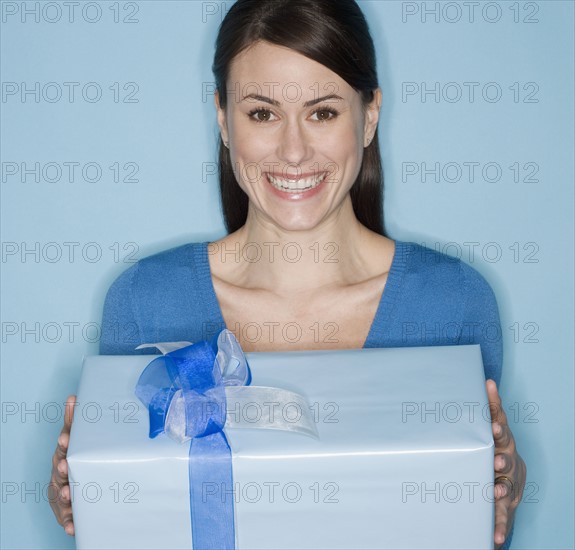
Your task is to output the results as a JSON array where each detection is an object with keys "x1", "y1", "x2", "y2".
[{"x1": 194, "y1": 240, "x2": 409, "y2": 349}]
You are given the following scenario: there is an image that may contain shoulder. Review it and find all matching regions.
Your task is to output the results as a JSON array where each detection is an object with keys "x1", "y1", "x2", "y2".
[
  {"x1": 392, "y1": 240, "x2": 501, "y2": 325},
  {"x1": 390, "y1": 241, "x2": 502, "y2": 384},
  {"x1": 397, "y1": 240, "x2": 495, "y2": 299},
  {"x1": 132, "y1": 241, "x2": 208, "y2": 272},
  {"x1": 99, "y1": 241, "x2": 214, "y2": 354},
  {"x1": 106, "y1": 242, "x2": 208, "y2": 291},
  {"x1": 101, "y1": 241, "x2": 212, "y2": 322}
]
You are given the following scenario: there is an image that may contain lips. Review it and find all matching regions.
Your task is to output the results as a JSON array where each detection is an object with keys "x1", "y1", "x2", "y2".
[{"x1": 266, "y1": 172, "x2": 327, "y2": 193}]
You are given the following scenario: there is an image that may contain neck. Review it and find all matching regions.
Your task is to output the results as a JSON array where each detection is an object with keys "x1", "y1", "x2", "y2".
[{"x1": 214, "y1": 198, "x2": 384, "y2": 295}]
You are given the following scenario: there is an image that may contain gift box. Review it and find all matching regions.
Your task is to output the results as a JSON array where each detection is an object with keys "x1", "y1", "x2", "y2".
[{"x1": 67, "y1": 341, "x2": 494, "y2": 550}]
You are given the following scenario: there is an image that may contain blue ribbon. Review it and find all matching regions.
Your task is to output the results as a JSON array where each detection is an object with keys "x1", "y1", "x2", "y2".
[{"x1": 135, "y1": 330, "x2": 251, "y2": 550}]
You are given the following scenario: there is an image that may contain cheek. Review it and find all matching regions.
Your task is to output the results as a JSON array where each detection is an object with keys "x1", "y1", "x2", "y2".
[
  {"x1": 328, "y1": 115, "x2": 364, "y2": 152},
  {"x1": 228, "y1": 137, "x2": 269, "y2": 192},
  {"x1": 230, "y1": 144, "x2": 268, "y2": 188},
  {"x1": 229, "y1": 116, "x2": 271, "y2": 164},
  {"x1": 327, "y1": 125, "x2": 364, "y2": 177}
]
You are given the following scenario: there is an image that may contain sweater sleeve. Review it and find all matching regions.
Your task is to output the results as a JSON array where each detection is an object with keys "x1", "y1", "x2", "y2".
[
  {"x1": 99, "y1": 264, "x2": 146, "y2": 355},
  {"x1": 98, "y1": 242, "x2": 222, "y2": 354},
  {"x1": 458, "y1": 261, "x2": 504, "y2": 387}
]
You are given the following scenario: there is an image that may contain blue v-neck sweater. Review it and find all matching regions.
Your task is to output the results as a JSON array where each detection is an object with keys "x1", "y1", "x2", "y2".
[{"x1": 99, "y1": 240, "x2": 503, "y2": 385}]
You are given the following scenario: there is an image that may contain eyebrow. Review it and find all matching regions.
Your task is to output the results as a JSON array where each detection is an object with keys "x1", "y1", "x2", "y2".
[{"x1": 241, "y1": 93, "x2": 344, "y2": 108}]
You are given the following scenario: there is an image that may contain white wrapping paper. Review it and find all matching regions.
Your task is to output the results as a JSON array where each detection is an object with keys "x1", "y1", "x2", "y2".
[{"x1": 67, "y1": 344, "x2": 494, "y2": 549}]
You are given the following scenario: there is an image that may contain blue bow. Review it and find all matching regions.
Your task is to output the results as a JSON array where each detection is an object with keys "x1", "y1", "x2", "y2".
[{"x1": 135, "y1": 329, "x2": 251, "y2": 550}]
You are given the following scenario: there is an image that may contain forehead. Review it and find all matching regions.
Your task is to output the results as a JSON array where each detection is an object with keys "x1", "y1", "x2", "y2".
[{"x1": 228, "y1": 41, "x2": 355, "y2": 101}]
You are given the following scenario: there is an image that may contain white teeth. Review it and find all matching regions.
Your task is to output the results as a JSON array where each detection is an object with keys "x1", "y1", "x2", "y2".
[{"x1": 267, "y1": 173, "x2": 326, "y2": 193}]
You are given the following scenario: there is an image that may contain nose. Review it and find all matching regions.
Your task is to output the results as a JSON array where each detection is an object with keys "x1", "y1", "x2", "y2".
[{"x1": 276, "y1": 117, "x2": 313, "y2": 168}]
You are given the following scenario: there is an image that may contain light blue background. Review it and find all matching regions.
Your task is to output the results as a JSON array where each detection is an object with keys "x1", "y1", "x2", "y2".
[{"x1": 1, "y1": 1, "x2": 573, "y2": 548}]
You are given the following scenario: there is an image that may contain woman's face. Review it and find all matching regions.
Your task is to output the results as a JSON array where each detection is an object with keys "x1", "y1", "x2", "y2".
[{"x1": 216, "y1": 41, "x2": 381, "y2": 232}]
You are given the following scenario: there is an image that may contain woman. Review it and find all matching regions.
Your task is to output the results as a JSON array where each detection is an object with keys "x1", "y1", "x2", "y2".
[{"x1": 49, "y1": 1, "x2": 526, "y2": 548}]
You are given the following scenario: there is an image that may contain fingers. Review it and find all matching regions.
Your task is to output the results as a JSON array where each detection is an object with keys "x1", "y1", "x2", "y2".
[
  {"x1": 508, "y1": 454, "x2": 527, "y2": 506},
  {"x1": 52, "y1": 433, "x2": 70, "y2": 484},
  {"x1": 62, "y1": 395, "x2": 77, "y2": 432},
  {"x1": 48, "y1": 470, "x2": 75, "y2": 536},
  {"x1": 494, "y1": 475, "x2": 515, "y2": 500},
  {"x1": 52, "y1": 396, "x2": 75, "y2": 483},
  {"x1": 486, "y1": 381, "x2": 515, "y2": 454},
  {"x1": 57, "y1": 456, "x2": 69, "y2": 478},
  {"x1": 57, "y1": 499, "x2": 75, "y2": 536},
  {"x1": 486, "y1": 380, "x2": 524, "y2": 549},
  {"x1": 48, "y1": 477, "x2": 70, "y2": 507},
  {"x1": 494, "y1": 453, "x2": 513, "y2": 476},
  {"x1": 54, "y1": 432, "x2": 69, "y2": 462},
  {"x1": 62, "y1": 515, "x2": 75, "y2": 536},
  {"x1": 494, "y1": 480, "x2": 519, "y2": 550},
  {"x1": 485, "y1": 380, "x2": 509, "y2": 427},
  {"x1": 60, "y1": 484, "x2": 71, "y2": 502},
  {"x1": 49, "y1": 395, "x2": 77, "y2": 536},
  {"x1": 492, "y1": 421, "x2": 514, "y2": 450},
  {"x1": 493, "y1": 495, "x2": 509, "y2": 549}
]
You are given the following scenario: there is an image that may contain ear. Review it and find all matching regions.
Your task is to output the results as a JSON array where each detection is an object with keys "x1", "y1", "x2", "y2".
[
  {"x1": 214, "y1": 90, "x2": 229, "y2": 146},
  {"x1": 363, "y1": 88, "x2": 382, "y2": 147}
]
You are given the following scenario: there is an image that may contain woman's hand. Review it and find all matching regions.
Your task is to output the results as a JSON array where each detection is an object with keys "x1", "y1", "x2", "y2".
[
  {"x1": 48, "y1": 395, "x2": 76, "y2": 536},
  {"x1": 486, "y1": 380, "x2": 527, "y2": 549}
]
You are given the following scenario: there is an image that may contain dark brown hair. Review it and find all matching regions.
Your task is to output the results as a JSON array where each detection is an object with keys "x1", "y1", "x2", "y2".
[{"x1": 212, "y1": 0, "x2": 384, "y2": 235}]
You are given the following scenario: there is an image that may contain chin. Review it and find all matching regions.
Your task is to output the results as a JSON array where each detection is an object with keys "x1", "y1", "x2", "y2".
[{"x1": 266, "y1": 213, "x2": 326, "y2": 233}]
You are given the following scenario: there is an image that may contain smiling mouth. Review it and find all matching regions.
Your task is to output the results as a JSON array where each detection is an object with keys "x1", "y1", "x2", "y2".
[{"x1": 266, "y1": 172, "x2": 327, "y2": 193}]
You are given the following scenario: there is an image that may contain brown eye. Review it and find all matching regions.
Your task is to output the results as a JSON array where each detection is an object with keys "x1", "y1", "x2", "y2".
[
  {"x1": 249, "y1": 108, "x2": 274, "y2": 123},
  {"x1": 311, "y1": 108, "x2": 338, "y2": 122}
]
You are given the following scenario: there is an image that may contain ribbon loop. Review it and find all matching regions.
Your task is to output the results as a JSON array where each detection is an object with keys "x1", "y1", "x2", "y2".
[
  {"x1": 135, "y1": 332, "x2": 251, "y2": 442},
  {"x1": 135, "y1": 329, "x2": 246, "y2": 550},
  {"x1": 135, "y1": 329, "x2": 318, "y2": 549},
  {"x1": 215, "y1": 328, "x2": 251, "y2": 387}
]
